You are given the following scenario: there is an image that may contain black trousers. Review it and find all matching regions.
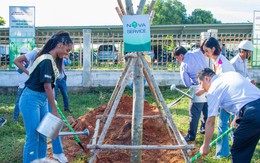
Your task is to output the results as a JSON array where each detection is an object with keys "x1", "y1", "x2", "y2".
[
  {"x1": 231, "y1": 98, "x2": 260, "y2": 163},
  {"x1": 187, "y1": 102, "x2": 208, "y2": 139}
]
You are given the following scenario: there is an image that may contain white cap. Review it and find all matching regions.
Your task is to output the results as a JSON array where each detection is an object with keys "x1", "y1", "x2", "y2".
[
  {"x1": 238, "y1": 40, "x2": 253, "y2": 51},
  {"x1": 19, "y1": 47, "x2": 29, "y2": 54}
]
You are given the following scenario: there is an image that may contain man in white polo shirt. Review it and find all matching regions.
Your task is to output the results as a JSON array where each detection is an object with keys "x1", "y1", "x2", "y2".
[
  {"x1": 230, "y1": 40, "x2": 255, "y2": 85},
  {"x1": 197, "y1": 68, "x2": 260, "y2": 163}
]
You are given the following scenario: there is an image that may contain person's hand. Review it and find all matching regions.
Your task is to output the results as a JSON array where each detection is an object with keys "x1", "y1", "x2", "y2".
[
  {"x1": 231, "y1": 117, "x2": 239, "y2": 129},
  {"x1": 195, "y1": 87, "x2": 206, "y2": 96},
  {"x1": 200, "y1": 144, "x2": 210, "y2": 156},
  {"x1": 52, "y1": 110, "x2": 61, "y2": 118},
  {"x1": 251, "y1": 80, "x2": 256, "y2": 86},
  {"x1": 64, "y1": 54, "x2": 69, "y2": 59}
]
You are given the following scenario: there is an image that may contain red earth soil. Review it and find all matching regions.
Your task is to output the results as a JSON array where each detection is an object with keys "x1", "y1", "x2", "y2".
[{"x1": 48, "y1": 94, "x2": 198, "y2": 162}]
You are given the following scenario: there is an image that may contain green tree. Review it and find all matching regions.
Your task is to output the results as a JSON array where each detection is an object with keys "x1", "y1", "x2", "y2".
[
  {"x1": 0, "y1": 16, "x2": 6, "y2": 26},
  {"x1": 143, "y1": 0, "x2": 187, "y2": 25},
  {"x1": 143, "y1": 1, "x2": 221, "y2": 25},
  {"x1": 187, "y1": 9, "x2": 221, "y2": 24}
]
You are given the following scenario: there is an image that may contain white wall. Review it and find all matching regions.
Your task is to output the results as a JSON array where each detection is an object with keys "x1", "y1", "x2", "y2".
[{"x1": 1, "y1": 69, "x2": 259, "y2": 88}]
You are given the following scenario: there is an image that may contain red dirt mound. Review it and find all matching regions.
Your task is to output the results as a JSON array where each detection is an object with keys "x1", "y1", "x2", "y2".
[{"x1": 50, "y1": 94, "x2": 197, "y2": 162}]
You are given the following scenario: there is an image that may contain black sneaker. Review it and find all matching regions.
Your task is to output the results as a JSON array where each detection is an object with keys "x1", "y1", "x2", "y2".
[
  {"x1": 184, "y1": 135, "x2": 195, "y2": 142},
  {"x1": 64, "y1": 108, "x2": 73, "y2": 113},
  {"x1": 199, "y1": 130, "x2": 205, "y2": 134},
  {"x1": 0, "y1": 118, "x2": 7, "y2": 127}
]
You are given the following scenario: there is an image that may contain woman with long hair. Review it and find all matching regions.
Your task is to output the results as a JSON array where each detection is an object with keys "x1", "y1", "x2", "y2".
[
  {"x1": 200, "y1": 37, "x2": 235, "y2": 159},
  {"x1": 19, "y1": 31, "x2": 73, "y2": 163}
]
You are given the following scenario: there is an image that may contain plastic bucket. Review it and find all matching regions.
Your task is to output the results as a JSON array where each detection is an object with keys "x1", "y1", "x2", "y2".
[{"x1": 37, "y1": 112, "x2": 64, "y2": 139}]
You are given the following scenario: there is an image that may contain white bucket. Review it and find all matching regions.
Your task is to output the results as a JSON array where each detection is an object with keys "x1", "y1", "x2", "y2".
[{"x1": 37, "y1": 112, "x2": 64, "y2": 139}]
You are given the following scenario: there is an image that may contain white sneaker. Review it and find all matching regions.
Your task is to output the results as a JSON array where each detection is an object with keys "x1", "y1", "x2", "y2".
[{"x1": 53, "y1": 153, "x2": 68, "y2": 163}]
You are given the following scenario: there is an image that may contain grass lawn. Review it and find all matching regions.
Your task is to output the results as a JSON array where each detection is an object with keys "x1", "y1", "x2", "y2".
[{"x1": 0, "y1": 86, "x2": 259, "y2": 162}]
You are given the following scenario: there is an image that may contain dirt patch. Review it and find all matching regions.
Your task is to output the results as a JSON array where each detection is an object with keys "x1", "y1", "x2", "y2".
[{"x1": 48, "y1": 94, "x2": 198, "y2": 162}]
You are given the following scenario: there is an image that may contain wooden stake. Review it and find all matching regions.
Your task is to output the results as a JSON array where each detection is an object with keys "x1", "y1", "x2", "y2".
[
  {"x1": 147, "y1": 0, "x2": 156, "y2": 15},
  {"x1": 149, "y1": 10, "x2": 155, "y2": 24},
  {"x1": 125, "y1": 0, "x2": 134, "y2": 15},
  {"x1": 117, "y1": 0, "x2": 126, "y2": 15},
  {"x1": 139, "y1": 53, "x2": 191, "y2": 162},
  {"x1": 136, "y1": 0, "x2": 146, "y2": 15},
  {"x1": 131, "y1": 56, "x2": 144, "y2": 162},
  {"x1": 115, "y1": 7, "x2": 123, "y2": 21},
  {"x1": 90, "y1": 119, "x2": 100, "y2": 152},
  {"x1": 143, "y1": 64, "x2": 176, "y2": 144},
  {"x1": 97, "y1": 114, "x2": 162, "y2": 119},
  {"x1": 89, "y1": 58, "x2": 137, "y2": 163},
  {"x1": 100, "y1": 58, "x2": 132, "y2": 124},
  {"x1": 88, "y1": 144, "x2": 194, "y2": 150}
]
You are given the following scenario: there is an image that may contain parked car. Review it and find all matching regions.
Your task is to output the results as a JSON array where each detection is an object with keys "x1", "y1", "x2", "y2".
[
  {"x1": 152, "y1": 45, "x2": 173, "y2": 64},
  {"x1": 97, "y1": 45, "x2": 118, "y2": 63},
  {"x1": 0, "y1": 54, "x2": 9, "y2": 65}
]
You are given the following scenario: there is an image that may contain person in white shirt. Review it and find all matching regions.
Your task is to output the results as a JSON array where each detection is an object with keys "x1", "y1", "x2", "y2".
[
  {"x1": 13, "y1": 47, "x2": 29, "y2": 121},
  {"x1": 230, "y1": 40, "x2": 255, "y2": 85},
  {"x1": 200, "y1": 37, "x2": 235, "y2": 159},
  {"x1": 197, "y1": 68, "x2": 260, "y2": 163}
]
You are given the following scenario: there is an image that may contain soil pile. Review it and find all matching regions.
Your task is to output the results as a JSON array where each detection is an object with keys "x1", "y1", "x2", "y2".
[{"x1": 52, "y1": 94, "x2": 197, "y2": 162}]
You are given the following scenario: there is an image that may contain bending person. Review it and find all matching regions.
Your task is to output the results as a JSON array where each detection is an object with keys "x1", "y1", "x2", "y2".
[
  {"x1": 198, "y1": 68, "x2": 260, "y2": 163},
  {"x1": 173, "y1": 46, "x2": 208, "y2": 142}
]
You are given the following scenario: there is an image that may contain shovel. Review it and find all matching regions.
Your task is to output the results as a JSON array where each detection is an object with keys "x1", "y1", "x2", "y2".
[
  {"x1": 190, "y1": 126, "x2": 235, "y2": 162},
  {"x1": 56, "y1": 103, "x2": 87, "y2": 152},
  {"x1": 59, "y1": 128, "x2": 89, "y2": 136},
  {"x1": 167, "y1": 87, "x2": 191, "y2": 108},
  {"x1": 170, "y1": 84, "x2": 193, "y2": 99}
]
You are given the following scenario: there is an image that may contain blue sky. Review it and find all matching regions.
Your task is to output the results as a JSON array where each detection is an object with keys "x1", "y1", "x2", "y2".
[{"x1": 0, "y1": 0, "x2": 259, "y2": 27}]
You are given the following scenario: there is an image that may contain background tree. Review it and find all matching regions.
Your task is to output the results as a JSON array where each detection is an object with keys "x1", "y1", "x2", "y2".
[
  {"x1": 0, "y1": 16, "x2": 6, "y2": 26},
  {"x1": 143, "y1": 0, "x2": 187, "y2": 25},
  {"x1": 187, "y1": 9, "x2": 221, "y2": 24},
  {"x1": 143, "y1": 0, "x2": 221, "y2": 25}
]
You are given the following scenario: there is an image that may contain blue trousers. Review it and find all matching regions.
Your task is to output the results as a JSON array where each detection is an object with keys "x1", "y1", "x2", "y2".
[
  {"x1": 215, "y1": 109, "x2": 232, "y2": 157},
  {"x1": 20, "y1": 88, "x2": 48, "y2": 163},
  {"x1": 231, "y1": 98, "x2": 260, "y2": 163},
  {"x1": 187, "y1": 102, "x2": 208, "y2": 140},
  {"x1": 48, "y1": 103, "x2": 64, "y2": 154},
  {"x1": 55, "y1": 78, "x2": 69, "y2": 109},
  {"x1": 13, "y1": 88, "x2": 23, "y2": 120}
]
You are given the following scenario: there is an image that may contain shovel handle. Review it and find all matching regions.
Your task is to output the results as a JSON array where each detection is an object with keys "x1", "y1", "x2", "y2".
[
  {"x1": 56, "y1": 104, "x2": 83, "y2": 147},
  {"x1": 190, "y1": 126, "x2": 235, "y2": 162},
  {"x1": 59, "y1": 129, "x2": 89, "y2": 136}
]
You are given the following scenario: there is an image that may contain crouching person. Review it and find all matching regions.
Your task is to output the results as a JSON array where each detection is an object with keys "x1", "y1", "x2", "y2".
[{"x1": 197, "y1": 68, "x2": 260, "y2": 163}]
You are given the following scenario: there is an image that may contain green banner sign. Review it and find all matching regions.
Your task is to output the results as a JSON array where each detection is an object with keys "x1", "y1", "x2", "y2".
[
  {"x1": 9, "y1": 6, "x2": 35, "y2": 69},
  {"x1": 123, "y1": 15, "x2": 151, "y2": 52}
]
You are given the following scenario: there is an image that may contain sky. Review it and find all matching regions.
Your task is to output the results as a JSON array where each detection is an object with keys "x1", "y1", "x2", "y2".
[{"x1": 0, "y1": 0, "x2": 260, "y2": 27}]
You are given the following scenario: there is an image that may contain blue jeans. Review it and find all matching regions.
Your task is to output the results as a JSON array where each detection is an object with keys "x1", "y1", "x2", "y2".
[
  {"x1": 13, "y1": 88, "x2": 23, "y2": 120},
  {"x1": 55, "y1": 78, "x2": 69, "y2": 109},
  {"x1": 187, "y1": 102, "x2": 208, "y2": 140},
  {"x1": 19, "y1": 88, "x2": 48, "y2": 163},
  {"x1": 48, "y1": 102, "x2": 64, "y2": 154},
  {"x1": 215, "y1": 109, "x2": 231, "y2": 157}
]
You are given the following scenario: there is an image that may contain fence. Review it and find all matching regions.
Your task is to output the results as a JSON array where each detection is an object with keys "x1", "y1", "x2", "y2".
[{"x1": 1, "y1": 24, "x2": 259, "y2": 70}]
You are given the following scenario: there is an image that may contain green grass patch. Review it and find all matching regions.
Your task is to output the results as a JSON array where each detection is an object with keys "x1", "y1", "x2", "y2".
[{"x1": 0, "y1": 86, "x2": 259, "y2": 162}]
